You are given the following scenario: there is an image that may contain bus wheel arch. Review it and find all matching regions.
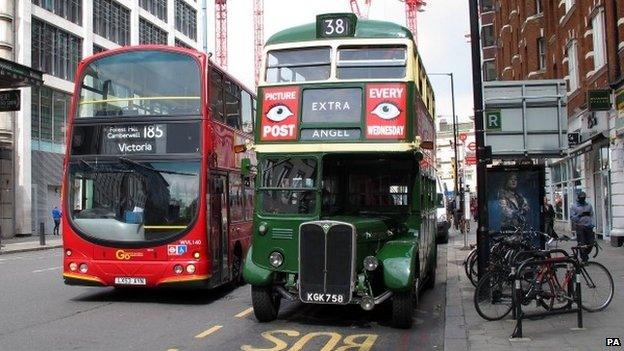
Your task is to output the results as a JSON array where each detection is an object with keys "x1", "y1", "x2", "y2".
[{"x1": 377, "y1": 241, "x2": 418, "y2": 291}]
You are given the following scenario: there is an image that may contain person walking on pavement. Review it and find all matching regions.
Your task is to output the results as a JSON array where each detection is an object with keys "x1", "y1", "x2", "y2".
[
  {"x1": 570, "y1": 191, "x2": 594, "y2": 261},
  {"x1": 542, "y1": 196, "x2": 557, "y2": 244},
  {"x1": 52, "y1": 206, "x2": 62, "y2": 236}
]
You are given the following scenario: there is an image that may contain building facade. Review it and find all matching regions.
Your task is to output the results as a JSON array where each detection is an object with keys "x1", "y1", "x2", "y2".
[
  {"x1": 436, "y1": 119, "x2": 477, "y2": 200},
  {"x1": 1, "y1": 0, "x2": 202, "y2": 238},
  {"x1": 484, "y1": 0, "x2": 624, "y2": 245}
]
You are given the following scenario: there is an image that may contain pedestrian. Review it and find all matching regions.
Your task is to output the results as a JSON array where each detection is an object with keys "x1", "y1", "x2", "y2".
[
  {"x1": 52, "y1": 206, "x2": 62, "y2": 236},
  {"x1": 570, "y1": 191, "x2": 595, "y2": 261},
  {"x1": 542, "y1": 196, "x2": 557, "y2": 244},
  {"x1": 470, "y1": 197, "x2": 478, "y2": 222}
]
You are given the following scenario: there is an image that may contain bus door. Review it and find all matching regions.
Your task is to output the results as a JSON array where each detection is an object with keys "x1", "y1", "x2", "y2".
[{"x1": 209, "y1": 173, "x2": 229, "y2": 285}]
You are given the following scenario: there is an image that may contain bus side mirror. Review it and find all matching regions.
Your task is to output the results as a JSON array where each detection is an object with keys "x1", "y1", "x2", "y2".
[
  {"x1": 436, "y1": 193, "x2": 444, "y2": 208},
  {"x1": 241, "y1": 158, "x2": 251, "y2": 177}
]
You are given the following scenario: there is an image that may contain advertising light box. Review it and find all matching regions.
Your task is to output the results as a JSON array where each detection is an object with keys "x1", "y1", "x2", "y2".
[{"x1": 483, "y1": 80, "x2": 568, "y2": 157}]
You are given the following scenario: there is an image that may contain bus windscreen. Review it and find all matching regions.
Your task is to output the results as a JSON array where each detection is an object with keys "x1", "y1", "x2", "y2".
[{"x1": 77, "y1": 50, "x2": 201, "y2": 118}]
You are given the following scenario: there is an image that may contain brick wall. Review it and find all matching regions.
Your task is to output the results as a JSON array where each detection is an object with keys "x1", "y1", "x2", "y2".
[{"x1": 490, "y1": 0, "x2": 623, "y2": 115}]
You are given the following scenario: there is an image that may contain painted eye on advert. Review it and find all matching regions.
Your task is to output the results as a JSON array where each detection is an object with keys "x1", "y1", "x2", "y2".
[
  {"x1": 371, "y1": 102, "x2": 401, "y2": 120},
  {"x1": 266, "y1": 104, "x2": 294, "y2": 122}
]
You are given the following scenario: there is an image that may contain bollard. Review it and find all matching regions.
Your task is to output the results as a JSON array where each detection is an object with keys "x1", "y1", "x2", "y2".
[
  {"x1": 39, "y1": 222, "x2": 45, "y2": 246},
  {"x1": 576, "y1": 268, "x2": 583, "y2": 328}
]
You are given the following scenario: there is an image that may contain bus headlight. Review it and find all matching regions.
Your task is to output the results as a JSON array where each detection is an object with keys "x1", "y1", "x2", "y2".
[
  {"x1": 65, "y1": 249, "x2": 72, "y2": 257},
  {"x1": 258, "y1": 223, "x2": 268, "y2": 236},
  {"x1": 363, "y1": 256, "x2": 379, "y2": 271},
  {"x1": 69, "y1": 262, "x2": 78, "y2": 271},
  {"x1": 186, "y1": 264, "x2": 196, "y2": 274},
  {"x1": 173, "y1": 264, "x2": 184, "y2": 274},
  {"x1": 269, "y1": 251, "x2": 283, "y2": 267},
  {"x1": 79, "y1": 263, "x2": 88, "y2": 273},
  {"x1": 193, "y1": 252, "x2": 200, "y2": 259}
]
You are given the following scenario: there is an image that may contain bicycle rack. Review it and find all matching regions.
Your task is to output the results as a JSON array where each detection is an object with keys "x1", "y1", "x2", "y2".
[{"x1": 511, "y1": 257, "x2": 583, "y2": 339}]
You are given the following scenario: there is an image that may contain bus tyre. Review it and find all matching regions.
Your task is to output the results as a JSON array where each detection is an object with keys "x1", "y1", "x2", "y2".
[
  {"x1": 392, "y1": 280, "x2": 417, "y2": 329},
  {"x1": 231, "y1": 250, "x2": 244, "y2": 286},
  {"x1": 251, "y1": 285, "x2": 281, "y2": 322},
  {"x1": 424, "y1": 261, "x2": 436, "y2": 290}
]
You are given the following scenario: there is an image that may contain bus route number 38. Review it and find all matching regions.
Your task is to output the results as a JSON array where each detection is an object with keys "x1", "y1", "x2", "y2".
[{"x1": 321, "y1": 18, "x2": 350, "y2": 37}]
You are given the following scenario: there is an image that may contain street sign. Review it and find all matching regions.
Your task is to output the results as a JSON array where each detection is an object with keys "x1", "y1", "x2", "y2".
[
  {"x1": 0, "y1": 90, "x2": 20, "y2": 112},
  {"x1": 587, "y1": 89, "x2": 611, "y2": 111},
  {"x1": 568, "y1": 132, "x2": 579, "y2": 147},
  {"x1": 485, "y1": 110, "x2": 501, "y2": 131},
  {"x1": 459, "y1": 133, "x2": 467, "y2": 142},
  {"x1": 467, "y1": 142, "x2": 476, "y2": 151},
  {"x1": 465, "y1": 156, "x2": 477, "y2": 165},
  {"x1": 483, "y1": 80, "x2": 568, "y2": 157}
]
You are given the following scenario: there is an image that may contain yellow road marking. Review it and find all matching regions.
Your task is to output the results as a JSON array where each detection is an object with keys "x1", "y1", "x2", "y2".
[
  {"x1": 194, "y1": 325, "x2": 223, "y2": 339},
  {"x1": 166, "y1": 349, "x2": 179, "y2": 351},
  {"x1": 235, "y1": 307, "x2": 254, "y2": 318}
]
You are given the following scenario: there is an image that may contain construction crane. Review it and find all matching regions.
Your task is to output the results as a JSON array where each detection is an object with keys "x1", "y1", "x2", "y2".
[
  {"x1": 349, "y1": 1, "x2": 426, "y2": 43},
  {"x1": 254, "y1": 0, "x2": 264, "y2": 85},
  {"x1": 350, "y1": 0, "x2": 371, "y2": 19},
  {"x1": 215, "y1": 0, "x2": 227, "y2": 69},
  {"x1": 402, "y1": 0, "x2": 426, "y2": 43}
]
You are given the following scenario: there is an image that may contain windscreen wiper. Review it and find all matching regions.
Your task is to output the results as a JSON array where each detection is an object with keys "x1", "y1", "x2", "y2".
[{"x1": 80, "y1": 159, "x2": 95, "y2": 170}]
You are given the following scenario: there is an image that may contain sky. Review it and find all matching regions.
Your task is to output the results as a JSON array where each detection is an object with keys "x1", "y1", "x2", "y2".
[{"x1": 207, "y1": 0, "x2": 475, "y2": 123}]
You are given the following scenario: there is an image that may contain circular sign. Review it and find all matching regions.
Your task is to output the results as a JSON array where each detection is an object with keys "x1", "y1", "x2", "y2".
[
  {"x1": 459, "y1": 133, "x2": 467, "y2": 142},
  {"x1": 468, "y1": 142, "x2": 477, "y2": 151}
]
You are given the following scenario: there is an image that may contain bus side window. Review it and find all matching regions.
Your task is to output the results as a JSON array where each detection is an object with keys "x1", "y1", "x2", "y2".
[
  {"x1": 229, "y1": 173, "x2": 244, "y2": 222},
  {"x1": 210, "y1": 69, "x2": 225, "y2": 123},
  {"x1": 241, "y1": 90, "x2": 253, "y2": 134},
  {"x1": 225, "y1": 79, "x2": 241, "y2": 130}
]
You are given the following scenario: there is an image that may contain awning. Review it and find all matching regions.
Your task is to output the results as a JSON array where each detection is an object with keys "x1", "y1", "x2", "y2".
[{"x1": 0, "y1": 58, "x2": 43, "y2": 89}]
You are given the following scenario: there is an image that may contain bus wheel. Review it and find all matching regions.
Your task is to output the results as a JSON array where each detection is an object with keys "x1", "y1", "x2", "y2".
[
  {"x1": 424, "y1": 262, "x2": 436, "y2": 290},
  {"x1": 231, "y1": 249, "x2": 244, "y2": 286},
  {"x1": 392, "y1": 279, "x2": 417, "y2": 329},
  {"x1": 251, "y1": 285, "x2": 281, "y2": 322}
]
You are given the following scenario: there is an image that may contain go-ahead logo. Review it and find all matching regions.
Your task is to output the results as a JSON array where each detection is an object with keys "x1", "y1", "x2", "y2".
[{"x1": 115, "y1": 250, "x2": 144, "y2": 260}]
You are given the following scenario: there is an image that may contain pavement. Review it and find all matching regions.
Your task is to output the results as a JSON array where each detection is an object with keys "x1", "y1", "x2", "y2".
[
  {"x1": 445, "y1": 222, "x2": 624, "y2": 351},
  {"x1": 0, "y1": 234, "x2": 63, "y2": 254}
]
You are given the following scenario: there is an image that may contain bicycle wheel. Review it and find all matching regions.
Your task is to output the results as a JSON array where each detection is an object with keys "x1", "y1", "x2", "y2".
[
  {"x1": 474, "y1": 271, "x2": 513, "y2": 321},
  {"x1": 578, "y1": 261, "x2": 614, "y2": 312},
  {"x1": 464, "y1": 249, "x2": 476, "y2": 280},
  {"x1": 546, "y1": 264, "x2": 574, "y2": 311},
  {"x1": 468, "y1": 252, "x2": 479, "y2": 287}
]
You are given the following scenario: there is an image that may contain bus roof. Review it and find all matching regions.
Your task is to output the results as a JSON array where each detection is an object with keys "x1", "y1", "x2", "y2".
[{"x1": 266, "y1": 18, "x2": 413, "y2": 46}]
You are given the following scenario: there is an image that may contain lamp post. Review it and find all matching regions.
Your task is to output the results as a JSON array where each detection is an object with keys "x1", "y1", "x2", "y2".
[
  {"x1": 468, "y1": 0, "x2": 488, "y2": 279},
  {"x1": 429, "y1": 72, "x2": 464, "y2": 242},
  {"x1": 429, "y1": 73, "x2": 459, "y2": 197}
]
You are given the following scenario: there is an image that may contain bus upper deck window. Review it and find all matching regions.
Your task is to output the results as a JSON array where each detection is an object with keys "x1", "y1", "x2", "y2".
[
  {"x1": 337, "y1": 46, "x2": 407, "y2": 80},
  {"x1": 265, "y1": 47, "x2": 331, "y2": 83}
]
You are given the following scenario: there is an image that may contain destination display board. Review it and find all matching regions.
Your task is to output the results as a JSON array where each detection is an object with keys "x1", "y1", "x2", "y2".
[
  {"x1": 302, "y1": 88, "x2": 361, "y2": 123},
  {"x1": 71, "y1": 122, "x2": 201, "y2": 155}
]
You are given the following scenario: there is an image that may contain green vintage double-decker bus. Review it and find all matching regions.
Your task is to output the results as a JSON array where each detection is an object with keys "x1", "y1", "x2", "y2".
[{"x1": 242, "y1": 13, "x2": 438, "y2": 328}]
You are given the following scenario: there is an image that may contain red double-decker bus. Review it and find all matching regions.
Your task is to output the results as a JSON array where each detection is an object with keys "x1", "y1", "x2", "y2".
[{"x1": 62, "y1": 46, "x2": 256, "y2": 288}]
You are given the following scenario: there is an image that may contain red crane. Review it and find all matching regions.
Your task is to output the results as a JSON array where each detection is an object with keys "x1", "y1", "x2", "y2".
[
  {"x1": 254, "y1": 0, "x2": 264, "y2": 85},
  {"x1": 402, "y1": 0, "x2": 426, "y2": 43},
  {"x1": 215, "y1": 0, "x2": 227, "y2": 69},
  {"x1": 350, "y1": 0, "x2": 371, "y2": 19}
]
